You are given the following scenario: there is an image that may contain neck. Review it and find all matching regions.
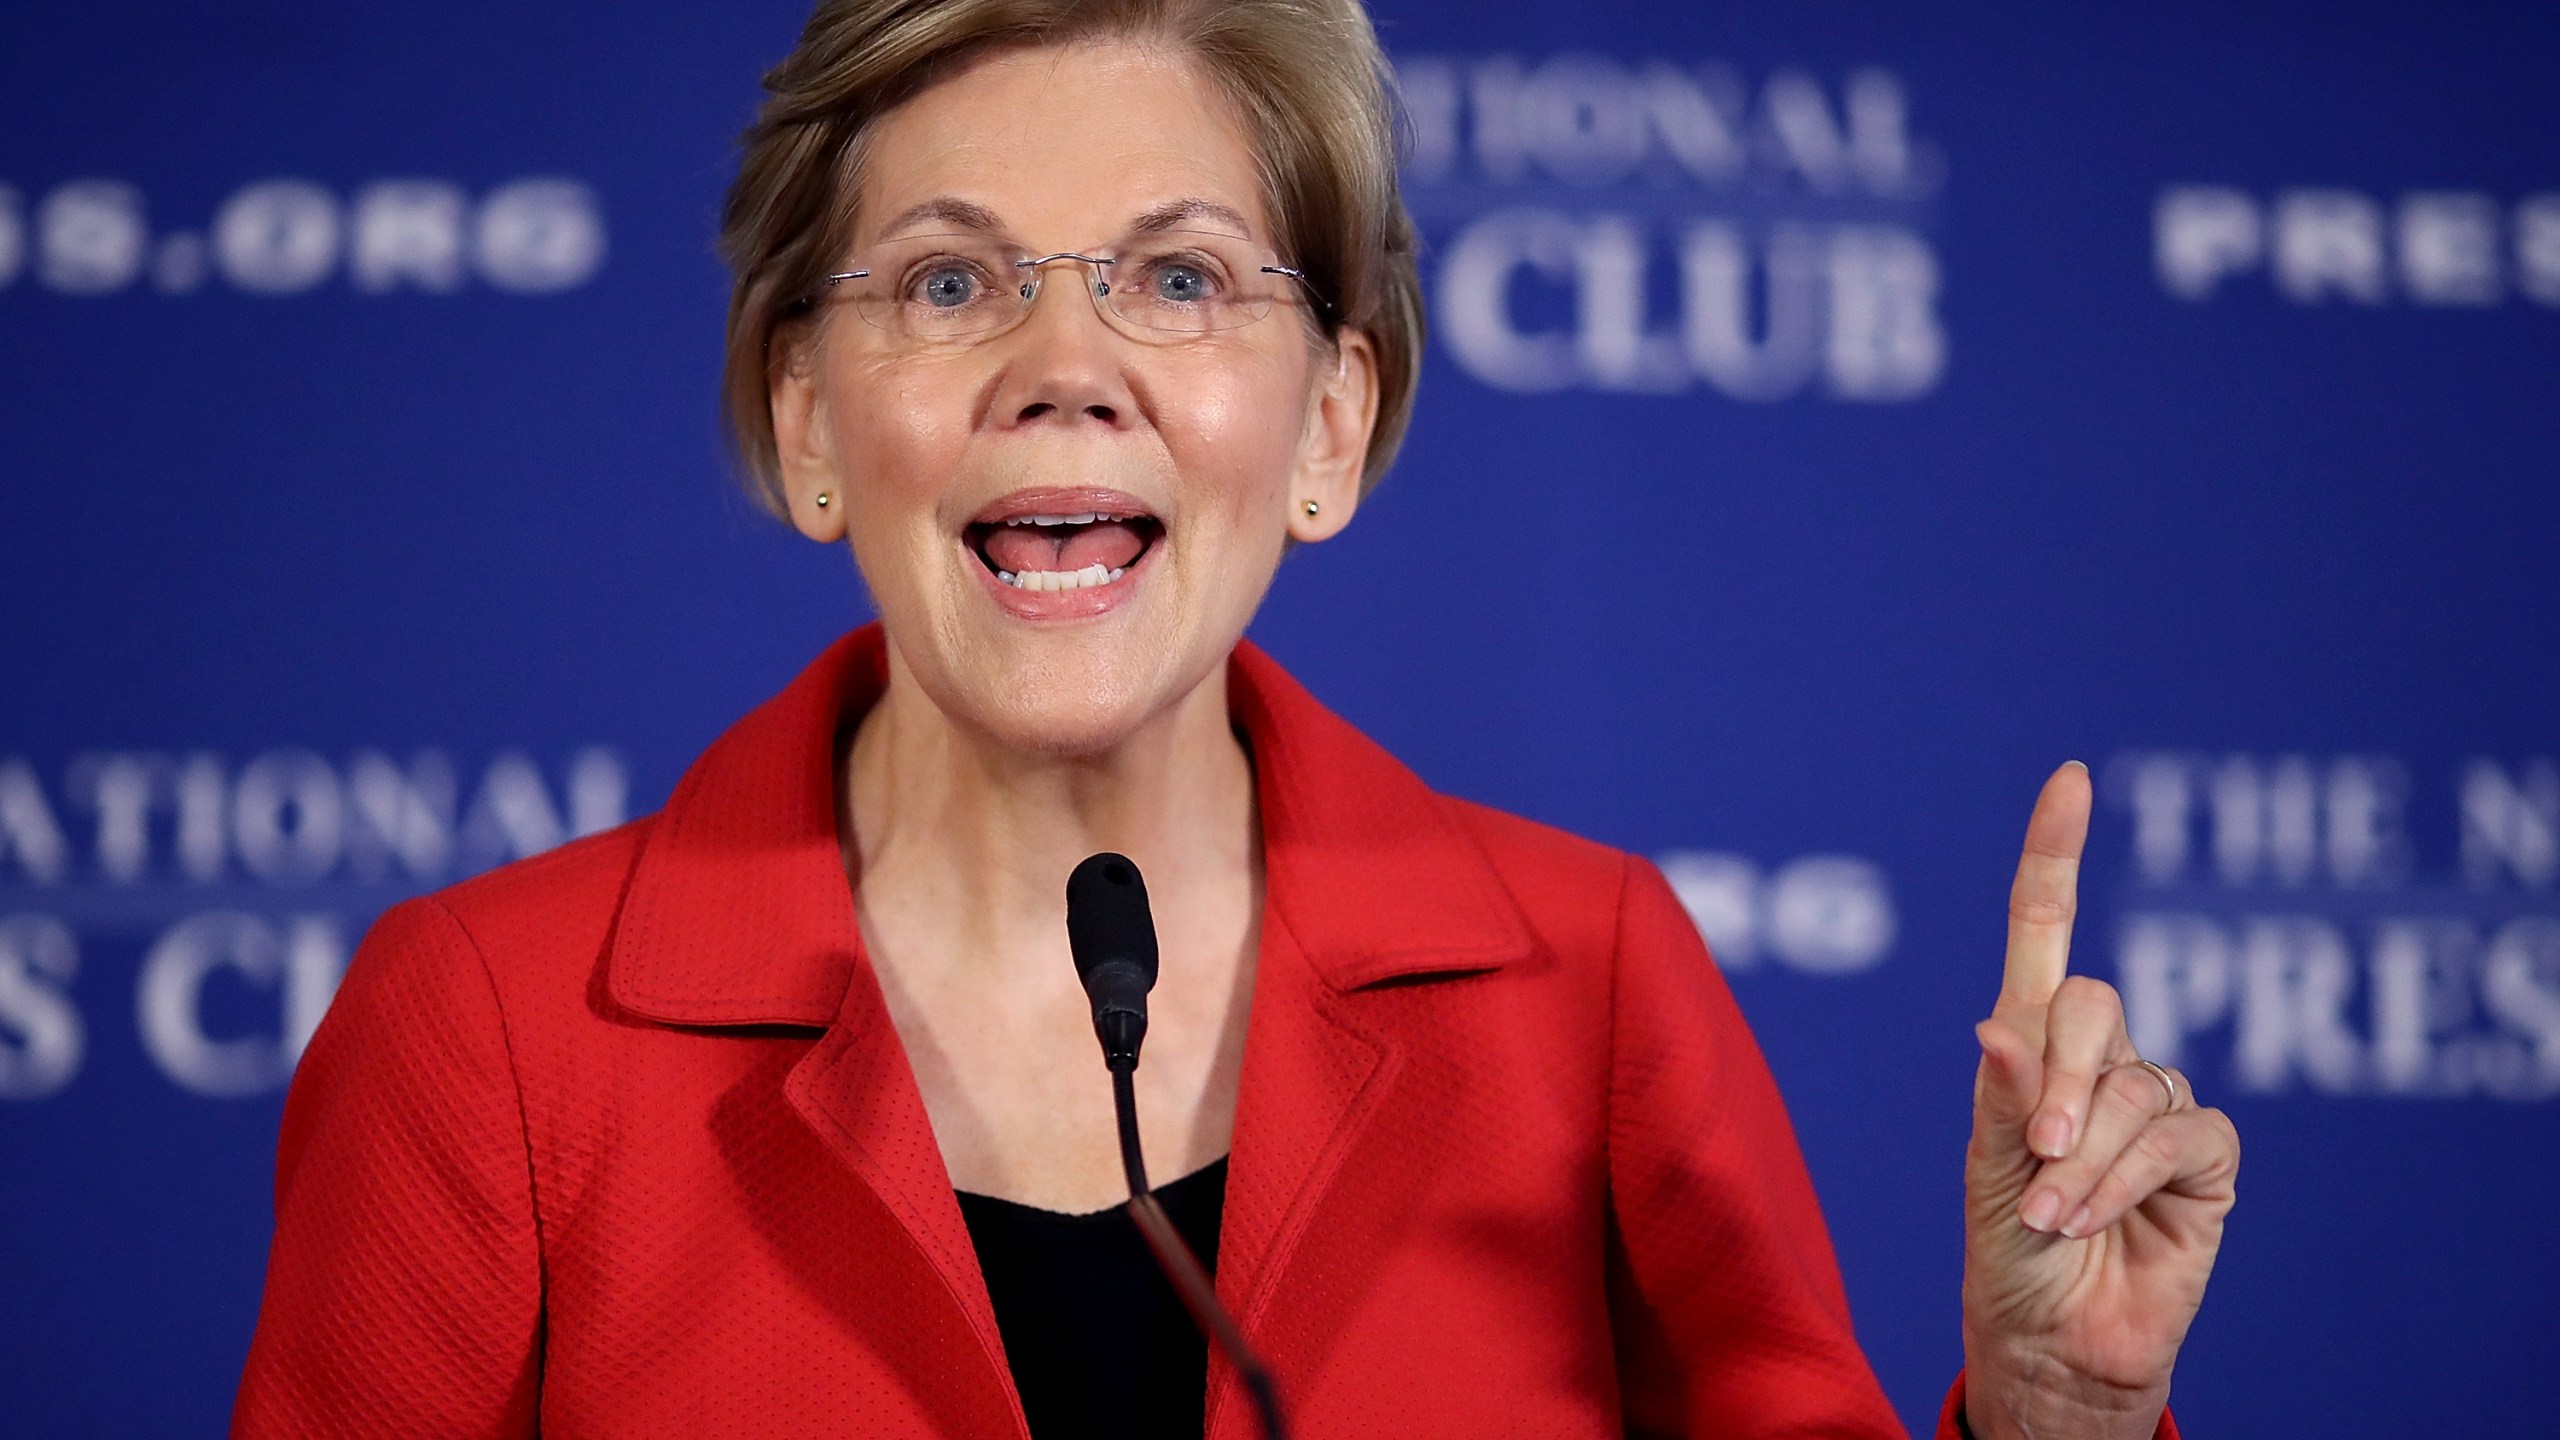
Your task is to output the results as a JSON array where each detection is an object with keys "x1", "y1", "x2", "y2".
[{"x1": 843, "y1": 637, "x2": 1260, "y2": 970}]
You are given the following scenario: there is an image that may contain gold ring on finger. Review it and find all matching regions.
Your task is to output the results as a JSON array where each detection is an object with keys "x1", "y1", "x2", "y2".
[{"x1": 2131, "y1": 1057, "x2": 2182, "y2": 1113}]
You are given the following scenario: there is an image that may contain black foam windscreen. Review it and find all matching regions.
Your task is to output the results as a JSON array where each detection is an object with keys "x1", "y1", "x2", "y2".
[{"x1": 1066, "y1": 851, "x2": 1159, "y2": 992}]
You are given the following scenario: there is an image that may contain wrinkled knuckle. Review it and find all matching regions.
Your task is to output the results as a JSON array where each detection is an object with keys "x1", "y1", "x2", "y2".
[
  {"x1": 2093, "y1": 1069, "x2": 2154, "y2": 1124},
  {"x1": 2129, "y1": 1121, "x2": 2184, "y2": 1172},
  {"x1": 2083, "y1": 1169, "x2": 2136, "y2": 1219},
  {"x1": 2036, "y1": 1155, "x2": 2099, "y2": 1196},
  {"x1": 2043, "y1": 1058, "x2": 2100, "y2": 1092},
  {"x1": 2009, "y1": 893, "x2": 2075, "y2": 927}
]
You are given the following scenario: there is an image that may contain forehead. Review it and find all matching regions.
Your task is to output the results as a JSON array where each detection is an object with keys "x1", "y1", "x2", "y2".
[{"x1": 854, "y1": 41, "x2": 1271, "y2": 245}]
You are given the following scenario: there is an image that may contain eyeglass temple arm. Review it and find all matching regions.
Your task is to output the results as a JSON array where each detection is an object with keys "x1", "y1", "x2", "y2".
[{"x1": 1260, "y1": 263, "x2": 1333, "y2": 316}]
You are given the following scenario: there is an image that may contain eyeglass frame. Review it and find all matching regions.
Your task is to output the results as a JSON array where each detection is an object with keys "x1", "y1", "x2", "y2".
[{"x1": 802, "y1": 230, "x2": 1334, "y2": 344}]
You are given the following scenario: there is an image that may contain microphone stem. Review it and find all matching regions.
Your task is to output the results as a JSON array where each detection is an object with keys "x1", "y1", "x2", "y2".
[
  {"x1": 1112, "y1": 1062, "x2": 1151, "y2": 1197},
  {"x1": 1111, "y1": 1067, "x2": 1288, "y2": 1440}
]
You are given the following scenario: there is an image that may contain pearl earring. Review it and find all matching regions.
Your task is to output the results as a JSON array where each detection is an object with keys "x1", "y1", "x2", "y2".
[
  {"x1": 1301, "y1": 499, "x2": 1320, "y2": 517},
  {"x1": 814, "y1": 492, "x2": 832, "y2": 509}
]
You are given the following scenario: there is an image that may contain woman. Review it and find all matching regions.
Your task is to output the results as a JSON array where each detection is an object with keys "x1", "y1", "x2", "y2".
[{"x1": 234, "y1": 1, "x2": 2239, "y2": 1436}]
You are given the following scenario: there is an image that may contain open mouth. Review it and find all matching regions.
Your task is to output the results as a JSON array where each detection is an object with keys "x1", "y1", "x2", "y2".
[{"x1": 965, "y1": 509, "x2": 1163, "y2": 592}]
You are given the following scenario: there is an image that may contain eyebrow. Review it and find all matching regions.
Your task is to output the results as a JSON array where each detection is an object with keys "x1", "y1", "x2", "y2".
[
  {"x1": 868, "y1": 195, "x2": 1257, "y2": 243},
  {"x1": 1128, "y1": 198, "x2": 1255, "y2": 237},
  {"x1": 872, "y1": 196, "x2": 1009, "y2": 240}
]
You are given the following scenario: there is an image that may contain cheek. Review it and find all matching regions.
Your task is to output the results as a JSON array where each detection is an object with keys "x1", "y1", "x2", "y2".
[
  {"x1": 829, "y1": 353, "x2": 972, "y2": 503},
  {"x1": 1158, "y1": 355, "x2": 1315, "y2": 516},
  {"x1": 818, "y1": 352, "x2": 984, "y2": 618}
]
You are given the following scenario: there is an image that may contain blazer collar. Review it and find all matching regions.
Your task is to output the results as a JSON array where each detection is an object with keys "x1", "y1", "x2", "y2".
[
  {"x1": 605, "y1": 627, "x2": 874, "y2": 1028},
  {"x1": 605, "y1": 623, "x2": 1533, "y2": 1027},
  {"x1": 1226, "y1": 641, "x2": 1533, "y2": 986}
]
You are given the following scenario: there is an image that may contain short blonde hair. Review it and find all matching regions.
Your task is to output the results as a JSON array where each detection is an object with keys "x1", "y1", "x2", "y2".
[{"x1": 716, "y1": 0, "x2": 1424, "y2": 518}]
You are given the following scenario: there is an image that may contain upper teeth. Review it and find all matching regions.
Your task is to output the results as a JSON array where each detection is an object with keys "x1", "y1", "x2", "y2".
[{"x1": 1004, "y1": 513, "x2": 1107, "y2": 527}]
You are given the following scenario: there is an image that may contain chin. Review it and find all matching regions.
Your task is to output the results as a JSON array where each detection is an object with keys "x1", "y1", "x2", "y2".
[{"x1": 948, "y1": 651, "x2": 1194, "y2": 759}]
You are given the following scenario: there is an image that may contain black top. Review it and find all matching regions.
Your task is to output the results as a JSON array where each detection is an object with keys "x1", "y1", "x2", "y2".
[{"x1": 956, "y1": 1159, "x2": 1230, "y2": 1440}]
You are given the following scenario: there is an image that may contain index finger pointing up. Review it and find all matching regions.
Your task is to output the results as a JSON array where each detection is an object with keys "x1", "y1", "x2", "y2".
[{"x1": 1998, "y1": 761, "x2": 2093, "y2": 1037}]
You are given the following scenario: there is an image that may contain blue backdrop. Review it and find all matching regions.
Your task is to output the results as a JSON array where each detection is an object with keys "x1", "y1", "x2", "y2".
[{"x1": 4, "y1": 1, "x2": 2556, "y2": 1433}]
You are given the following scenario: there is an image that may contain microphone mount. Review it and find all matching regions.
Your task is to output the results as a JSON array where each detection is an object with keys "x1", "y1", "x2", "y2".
[{"x1": 1065, "y1": 852, "x2": 1288, "y2": 1440}]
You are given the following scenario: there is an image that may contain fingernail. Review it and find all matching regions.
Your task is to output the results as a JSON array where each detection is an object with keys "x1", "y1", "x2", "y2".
[
  {"x1": 2020, "y1": 1190, "x2": 2062, "y2": 1232},
  {"x1": 2029, "y1": 1112, "x2": 2073, "y2": 1159},
  {"x1": 2060, "y1": 1204, "x2": 2095, "y2": 1239},
  {"x1": 2065, "y1": 759, "x2": 2089, "y2": 773}
]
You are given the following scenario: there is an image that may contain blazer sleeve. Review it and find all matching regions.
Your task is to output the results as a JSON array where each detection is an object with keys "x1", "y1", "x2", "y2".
[
  {"x1": 1605, "y1": 858, "x2": 2182, "y2": 1440},
  {"x1": 232, "y1": 897, "x2": 542, "y2": 1439},
  {"x1": 1603, "y1": 853, "x2": 1916, "y2": 1438}
]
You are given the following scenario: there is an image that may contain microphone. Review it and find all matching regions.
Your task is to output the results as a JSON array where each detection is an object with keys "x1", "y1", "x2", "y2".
[
  {"x1": 1064, "y1": 853, "x2": 1288, "y2": 1440},
  {"x1": 1065, "y1": 852, "x2": 1158, "y2": 1072}
]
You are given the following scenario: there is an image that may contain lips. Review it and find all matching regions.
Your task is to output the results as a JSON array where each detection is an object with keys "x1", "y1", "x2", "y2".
[{"x1": 965, "y1": 490, "x2": 1162, "y2": 593}]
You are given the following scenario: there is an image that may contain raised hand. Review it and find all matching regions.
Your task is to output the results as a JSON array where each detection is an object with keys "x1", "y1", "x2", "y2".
[{"x1": 1961, "y1": 763, "x2": 2240, "y2": 1440}]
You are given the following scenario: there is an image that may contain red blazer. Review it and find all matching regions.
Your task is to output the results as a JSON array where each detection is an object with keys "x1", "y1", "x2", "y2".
[{"x1": 234, "y1": 626, "x2": 2132, "y2": 1439}]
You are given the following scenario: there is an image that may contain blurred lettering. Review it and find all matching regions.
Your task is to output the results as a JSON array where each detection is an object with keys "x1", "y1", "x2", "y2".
[
  {"x1": 70, "y1": 753, "x2": 163, "y2": 882},
  {"x1": 1658, "y1": 850, "x2": 1897, "y2": 975},
  {"x1": 2461, "y1": 759, "x2": 2558, "y2": 889},
  {"x1": 0, "y1": 747, "x2": 625, "y2": 887},
  {"x1": 0, "y1": 761, "x2": 71, "y2": 884},
  {"x1": 1401, "y1": 55, "x2": 1926, "y2": 195},
  {"x1": 137, "y1": 912, "x2": 347, "y2": 1096},
  {"x1": 232, "y1": 748, "x2": 348, "y2": 882},
  {"x1": 474, "y1": 178, "x2": 607, "y2": 293},
  {"x1": 0, "y1": 915, "x2": 83, "y2": 1099},
  {"x1": 2518, "y1": 195, "x2": 2560, "y2": 305},
  {"x1": 2159, "y1": 183, "x2": 2560, "y2": 308},
  {"x1": 0, "y1": 746, "x2": 626, "y2": 1101},
  {"x1": 2155, "y1": 187, "x2": 2262, "y2": 300},
  {"x1": 352, "y1": 180, "x2": 469, "y2": 292},
  {"x1": 1439, "y1": 211, "x2": 1942, "y2": 398},
  {"x1": 36, "y1": 179, "x2": 147, "y2": 294},
  {"x1": 2234, "y1": 917, "x2": 2364, "y2": 1090},
  {"x1": 2109, "y1": 751, "x2": 2560, "y2": 1100},
  {"x1": 1396, "y1": 54, "x2": 1943, "y2": 401},
  {"x1": 1680, "y1": 223, "x2": 1823, "y2": 400},
  {"x1": 0, "y1": 184, "x2": 22, "y2": 287},
  {"x1": 2117, "y1": 912, "x2": 2560, "y2": 1098},
  {"x1": 2274, "y1": 190, "x2": 2388, "y2": 304},
  {"x1": 2398, "y1": 192, "x2": 2504, "y2": 305},
  {"x1": 0, "y1": 176, "x2": 606, "y2": 298},
  {"x1": 344, "y1": 751, "x2": 458, "y2": 879},
  {"x1": 2111, "y1": 752, "x2": 2409, "y2": 888},
  {"x1": 214, "y1": 179, "x2": 341, "y2": 294}
]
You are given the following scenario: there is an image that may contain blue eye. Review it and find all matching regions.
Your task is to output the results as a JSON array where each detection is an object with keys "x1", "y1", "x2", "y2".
[
  {"x1": 1150, "y1": 263, "x2": 1213, "y2": 303},
  {"x1": 917, "y1": 266, "x2": 981, "y2": 308}
]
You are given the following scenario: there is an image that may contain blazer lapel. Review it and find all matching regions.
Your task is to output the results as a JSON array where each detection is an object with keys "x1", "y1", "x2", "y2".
[
  {"x1": 603, "y1": 628, "x2": 1538, "y2": 1440},
  {"x1": 604, "y1": 628, "x2": 1021, "y2": 1436},
  {"x1": 782, "y1": 957, "x2": 1024, "y2": 1434},
  {"x1": 1205, "y1": 644, "x2": 1538, "y2": 1439}
]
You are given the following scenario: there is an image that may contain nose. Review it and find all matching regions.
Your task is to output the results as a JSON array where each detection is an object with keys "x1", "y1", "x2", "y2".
[{"x1": 990, "y1": 256, "x2": 1134, "y2": 430}]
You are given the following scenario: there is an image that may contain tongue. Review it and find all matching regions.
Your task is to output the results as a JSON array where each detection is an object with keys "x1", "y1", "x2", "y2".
[{"x1": 982, "y1": 520, "x2": 1146, "y2": 575}]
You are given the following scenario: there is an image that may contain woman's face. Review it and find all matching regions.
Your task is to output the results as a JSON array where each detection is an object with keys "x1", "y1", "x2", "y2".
[{"x1": 772, "y1": 41, "x2": 1378, "y2": 755}]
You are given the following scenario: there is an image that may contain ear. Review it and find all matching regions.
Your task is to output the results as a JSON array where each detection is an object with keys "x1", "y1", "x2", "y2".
[
  {"x1": 769, "y1": 327, "x2": 849, "y2": 544},
  {"x1": 1286, "y1": 327, "x2": 1379, "y2": 544}
]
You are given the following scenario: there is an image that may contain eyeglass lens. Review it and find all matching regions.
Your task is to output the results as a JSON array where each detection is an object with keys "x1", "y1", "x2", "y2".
[{"x1": 837, "y1": 230, "x2": 1297, "y2": 339}]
